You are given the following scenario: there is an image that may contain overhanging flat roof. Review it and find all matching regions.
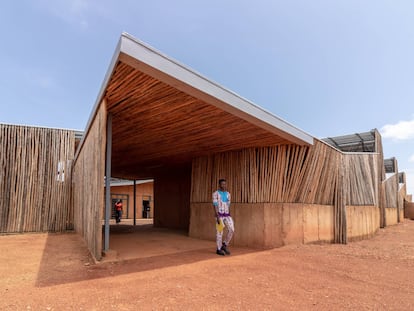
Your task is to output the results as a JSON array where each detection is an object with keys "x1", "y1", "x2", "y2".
[
  {"x1": 78, "y1": 33, "x2": 314, "y2": 178},
  {"x1": 118, "y1": 33, "x2": 313, "y2": 145}
]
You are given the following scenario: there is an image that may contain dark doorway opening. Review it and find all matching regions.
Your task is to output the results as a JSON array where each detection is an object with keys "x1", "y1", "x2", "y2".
[{"x1": 142, "y1": 196, "x2": 151, "y2": 219}]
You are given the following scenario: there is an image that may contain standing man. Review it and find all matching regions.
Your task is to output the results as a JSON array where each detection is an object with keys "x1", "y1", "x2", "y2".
[
  {"x1": 115, "y1": 200, "x2": 123, "y2": 223},
  {"x1": 212, "y1": 179, "x2": 234, "y2": 256}
]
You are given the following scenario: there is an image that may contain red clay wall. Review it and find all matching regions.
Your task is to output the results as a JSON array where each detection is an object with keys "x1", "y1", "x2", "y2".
[
  {"x1": 404, "y1": 201, "x2": 414, "y2": 219},
  {"x1": 154, "y1": 165, "x2": 191, "y2": 230},
  {"x1": 108, "y1": 182, "x2": 154, "y2": 219}
]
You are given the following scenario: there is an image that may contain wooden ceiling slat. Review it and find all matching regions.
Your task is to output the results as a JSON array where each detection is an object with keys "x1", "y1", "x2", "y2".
[{"x1": 104, "y1": 61, "x2": 289, "y2": 176}]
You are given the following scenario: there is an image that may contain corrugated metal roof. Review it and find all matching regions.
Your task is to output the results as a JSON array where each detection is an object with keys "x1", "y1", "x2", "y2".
[
  {"x1": 322, "y1": 130, "x2": 376, "y2": 152},
  {"x1": 384, "y1": 157, "x2": 397, "y2": 173}
]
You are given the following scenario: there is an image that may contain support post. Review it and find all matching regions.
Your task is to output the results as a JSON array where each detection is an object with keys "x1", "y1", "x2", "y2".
[
  {"x1": 104, "y1": 113, "x2": 112, "y2": 252},
  {"x1": 396, "y1": 160, "x2": 400, "y2": 223},
  {"x1": 133, "y1": 179, "x2": 137, "y2": 226}
]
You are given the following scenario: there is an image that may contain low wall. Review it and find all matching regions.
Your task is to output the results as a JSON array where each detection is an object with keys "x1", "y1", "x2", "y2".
[
  {"x1": 189, "y1": 203, "x2": 334, "y2": 248},
  {"x1": 385, "y1": 208, "x2": 399, "y2": 226},
  {"x1": 346, "y1": 205, "x2": 380, "y2": 241},
  {"x1": 404, "y1": 201, "x2": 414, "y2": 219}
]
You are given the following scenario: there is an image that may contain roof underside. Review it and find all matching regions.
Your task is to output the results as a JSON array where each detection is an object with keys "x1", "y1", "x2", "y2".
[
  {"x1": 322, "y1": 130, "x2": 376, "y2": 153},
  {"x1": 92, "y1": 33, "x2": 314, "y2": 179},
  {"x1": 107, "y1": 61, "x2": 295, "y2": 178}
]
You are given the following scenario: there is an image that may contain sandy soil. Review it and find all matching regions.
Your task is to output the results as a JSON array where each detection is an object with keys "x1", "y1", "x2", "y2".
[{"x1": 1, "y1": 220, "x2": 414, "y2": 310}]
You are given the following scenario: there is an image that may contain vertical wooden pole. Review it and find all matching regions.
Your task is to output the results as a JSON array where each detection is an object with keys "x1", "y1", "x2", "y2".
[
  {"x1": 396, "y1": 159, "x2": 400, "y2": 223},
  {"x1": 104, "y1": 113, "x2": 112, "y2": 252},
  {"x1": 133, "y1": 179, "x2": 137, "y2": 226}
]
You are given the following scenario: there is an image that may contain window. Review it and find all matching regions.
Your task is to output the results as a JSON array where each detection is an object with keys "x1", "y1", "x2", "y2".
[{"x1": 57, "y1": 161, "x2": 65, "y2": 182}]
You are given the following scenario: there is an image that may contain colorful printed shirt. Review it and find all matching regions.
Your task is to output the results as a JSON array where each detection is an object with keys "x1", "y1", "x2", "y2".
[{"x1": 212, "y1": 190, "x2": 231, "y2": 216}]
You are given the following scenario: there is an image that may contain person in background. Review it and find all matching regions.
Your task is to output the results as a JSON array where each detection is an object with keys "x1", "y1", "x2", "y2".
[
  {"x1": 115, "y1": 200, "x2": 123, "y2": 223},
  {"x1": 212, "y1": 179, "x2": 234, "y2": 256}
]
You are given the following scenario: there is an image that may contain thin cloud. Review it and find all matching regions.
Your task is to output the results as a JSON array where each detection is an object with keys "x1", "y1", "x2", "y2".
[
  {"x1": 37, "y1": 0, "x2": 89, "y2": 29},
  {"x1": 23, "y1": 70, "x2": 56, "y2": 89},
  {"x1": 409, "y1": 154, "x2": 414, "y2": 163},
  {"x1": 380, "y1": 117, "x2": 414, "y2": 140}
]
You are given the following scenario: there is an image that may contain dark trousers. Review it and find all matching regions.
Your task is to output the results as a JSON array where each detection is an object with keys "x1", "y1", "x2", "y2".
[{"x1": 115, "y1": 210, "x2": 122, "y2": 223}]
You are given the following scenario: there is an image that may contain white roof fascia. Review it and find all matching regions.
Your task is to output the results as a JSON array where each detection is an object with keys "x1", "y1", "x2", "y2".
[{"x1": 119, "y1": 33, "x2": 314, "y2": 146}]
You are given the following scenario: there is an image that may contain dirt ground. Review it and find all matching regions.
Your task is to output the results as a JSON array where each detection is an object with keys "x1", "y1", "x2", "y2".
[{"x1": 1, "y1": 220, "x2": 414, "y2": 311}]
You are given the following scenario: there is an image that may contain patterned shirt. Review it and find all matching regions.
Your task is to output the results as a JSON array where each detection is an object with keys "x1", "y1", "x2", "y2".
[{"x1": 212, "y1": 190, "x2": 231, "y2": 215}]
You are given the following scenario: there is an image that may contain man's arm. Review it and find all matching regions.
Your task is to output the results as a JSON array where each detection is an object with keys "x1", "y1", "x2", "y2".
[{"x1": 212, "y1": 191, "x2": 220, "y2": 224}]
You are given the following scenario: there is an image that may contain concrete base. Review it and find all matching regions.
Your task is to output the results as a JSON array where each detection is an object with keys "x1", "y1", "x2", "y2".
[
  {"x1": 346, "y1": 205, "x2": 380, "y2": 241},
  {"x1": 101, "y1": 249, "x2": 118, "y2": 263},
  {"x1": 189, "y1": 203, "x2": 334, "y2": 248},
  {"x1": 385, "y1": 208, "x2": 399, "y2": 226}
]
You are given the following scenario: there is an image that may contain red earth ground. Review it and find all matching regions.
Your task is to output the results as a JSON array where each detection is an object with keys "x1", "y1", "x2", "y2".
[{"x1": 1, "y1": 220, "x2": 414, "y2": 310}]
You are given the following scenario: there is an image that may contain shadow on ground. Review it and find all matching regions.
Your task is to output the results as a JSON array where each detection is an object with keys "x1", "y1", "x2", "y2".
[{"x1": 35, "y1": 224, "x2": 257, "y2": 287}]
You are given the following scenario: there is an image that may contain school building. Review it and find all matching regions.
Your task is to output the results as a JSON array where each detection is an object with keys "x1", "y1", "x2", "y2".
[{"x1": 0, "y1": 33, "x2": 412, "y2": 261}]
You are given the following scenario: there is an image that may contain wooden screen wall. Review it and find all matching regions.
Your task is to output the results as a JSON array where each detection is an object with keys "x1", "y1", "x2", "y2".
[
  {"x1": 381, "y1": 174, "x2": 398, "y2": 209},
  {"x1": 0, "y1": 124, "x2": 75, "y2": 233},
  {"x1": 72, "y1": 102, "x2": 107, "y2": 260},
  {"x1": 374, "y1": 129, "x2": 387, "y2": 227},
  {"x1": 191, "y1": 139, "x2": 382, "y2": 243},
  {"x1": 399, "y1": 183, "x2": 407, "y2": 206},
  {"x1": 343, "y1": 153, "x2": 379, "y2": 206},
  {"x1": 191, "y1": 140, "x2": 341, "y2": 205}
]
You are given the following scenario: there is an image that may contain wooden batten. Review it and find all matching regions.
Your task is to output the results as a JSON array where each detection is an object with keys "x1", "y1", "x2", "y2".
[
  {"x1": 72, "y1": 101, "x2": 107, "y2": 260},
  {"x1": 0, "y1": 124, "x2": 75, "y2": 233},
  {"x1": 374, "y1": 129, "x2": 387, "y2": 227},
  {"x1": 104, "y1": 61, "x2": 294, "y2": 178}
]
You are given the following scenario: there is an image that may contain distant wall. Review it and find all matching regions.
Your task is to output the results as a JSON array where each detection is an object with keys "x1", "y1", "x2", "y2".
[
  {"x1": 154, "y1": 164, "x2": 191, "y2": 230},
  {"x1": 189, "y1": 203, "x2": 334, "y2": 248},
  {"x1": 346, "y1": 205, "x2": 380, "y2": 241},
  {"x1": 0, "y1": 124, "x2": 75, "y2": 233},
  {"x1": 404, "y1": 200, "x2": 414, "y2": 220},
  {"x1": 104, "y1": 182, "x2": 154, "y2": 219}
]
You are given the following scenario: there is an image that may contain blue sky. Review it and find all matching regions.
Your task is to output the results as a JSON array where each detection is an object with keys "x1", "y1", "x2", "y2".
[{"x1": 0, "y1": 1, "x2": 413, "y2": 194}]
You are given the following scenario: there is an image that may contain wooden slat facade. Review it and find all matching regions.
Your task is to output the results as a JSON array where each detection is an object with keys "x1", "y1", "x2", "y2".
[
  {"x1": 0, "y1": 124, "x2": 75, "y2": 233},
  {"x1": 72, "y1": 101, "x2": 107, "y2": 260},
  {"x1": 191, "y1": 140, "x2": 339, "y2": 205},
  {"x1": 382, "y1": 174, "x2": 399, "y2": 209},
  {"x1": 191, "y1": 139, "x2": 383, "y2": 243},
  {"x1": 343, "y1": 153, "x2": 379, "y2": 206},
  {"x1": 374, "y1": 129, "x2": 387, "y2": 227}
]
